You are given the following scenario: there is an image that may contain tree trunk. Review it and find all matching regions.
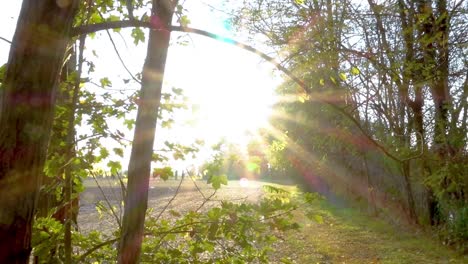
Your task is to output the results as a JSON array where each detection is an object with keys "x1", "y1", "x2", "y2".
[
  {"x1": 432, "y1": 0, "x2": 451, "y2": 157},
  {"x1": 117, "y1": 0, "x2": 175, "y2": 263},
  {"x1": 402, "y1": 161, "x2": 418, "y2": 223},
  {"x1": 64, "y1": 34, "x2": 85, "y2": 264},
  {"x1": 0, "y1": 1, "x2": 78, "y2": 263},
  {"x1": 363, "y1": 152, "x2": 377, "y2": 216}
]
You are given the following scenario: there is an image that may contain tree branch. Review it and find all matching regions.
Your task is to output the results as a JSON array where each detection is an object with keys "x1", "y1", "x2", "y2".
[
  {"x1": 154, "y1": 177, "x2": 184, "y2": 222},
  {"x1": 96, "y1": 11, "x2": 142, "y2": 85},
  {"x1": 72, "y1": 20, "x2": 406, "y2": 162},
  {"x1": 0, "y1": 36, "x2": 11, "y2": 44}
]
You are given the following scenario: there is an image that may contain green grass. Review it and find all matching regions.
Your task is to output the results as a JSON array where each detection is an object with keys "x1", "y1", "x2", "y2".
[{"x1": 280, "y1": 199, "x2": 467, "y2": 264}]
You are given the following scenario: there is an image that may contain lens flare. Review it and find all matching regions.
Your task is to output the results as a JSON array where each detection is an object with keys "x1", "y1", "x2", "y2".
[{"x1": 239, "y1": 177, "x2": 250, "y2": 188}]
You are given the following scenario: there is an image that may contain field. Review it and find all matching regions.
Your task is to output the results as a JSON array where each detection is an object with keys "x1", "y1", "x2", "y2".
[{"x1": 79, "y1": 178, "x2": 265, "y2": 234}]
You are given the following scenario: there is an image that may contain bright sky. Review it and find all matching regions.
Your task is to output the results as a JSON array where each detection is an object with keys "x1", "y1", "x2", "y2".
[{"x1": 0, "y1": 1, "x2": 282, "y2": 171}]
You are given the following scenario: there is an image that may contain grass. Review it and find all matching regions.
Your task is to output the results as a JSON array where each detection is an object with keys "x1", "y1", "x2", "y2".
[{"x1": 279, "y1": 198, "x2": 467, "y2": 263}]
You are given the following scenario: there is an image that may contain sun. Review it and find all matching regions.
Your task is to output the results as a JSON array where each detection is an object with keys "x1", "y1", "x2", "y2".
[
  {"x1": 195, "y1": 73, "x2": 275, "y2": 144},
  {"x1": 164, "y1": 33, "x2": 281, "y2": 148}
]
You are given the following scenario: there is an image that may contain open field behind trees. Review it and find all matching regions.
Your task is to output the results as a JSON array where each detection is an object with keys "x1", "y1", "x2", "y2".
[
  {"x1": 79, "y1": 178, "x2": 265, "y2": 234},
  {"x1": 79, "y1": 179, "x2": 466, "y2": 263}
]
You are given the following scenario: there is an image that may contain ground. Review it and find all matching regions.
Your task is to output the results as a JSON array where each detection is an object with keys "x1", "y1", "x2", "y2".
[
  {"x1": 278, "y1": 201, "x2": 466, "y2": 263},
  {"x1": 78, "y1": 178, "x2": 466, "y2": 263}
]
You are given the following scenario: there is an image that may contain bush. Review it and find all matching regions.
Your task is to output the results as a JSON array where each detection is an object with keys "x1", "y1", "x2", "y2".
[{"x1": 440, "y1": 204, "x2": 468, "y2": 253}]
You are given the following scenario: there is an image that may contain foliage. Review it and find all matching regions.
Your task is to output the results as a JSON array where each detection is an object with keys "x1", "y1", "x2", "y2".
[
  {"x1": 0, "y1": 63, "x2": 6, "y2": 84},
  {"x1": 29, "y1": 1, "x2": 203, "y2": 261},
  {"x1": 266, "y1": 139, "x2": 287, "y2": 171},
  {"x1": 440, "y1": 205, "x2": 468, "y2": 252},
  {"x1": 32, "y1": 217, "x2": 65, "y2": 263},
  {"x1": 200, "y1": 139, "x2": 272, "y2": 183},
  {"x1": 227, "y1": 0, "x2": 468, "y2": 250},
  {"x1": 141, "y1": 194, "x2": 299, "y2": 263},
  {"x1": 201, "y1": 147, "x2": 229, "y2": 189},
  {"x1": 153, "y1": 166, "x2": 174, "y2": 180},
  {"x1": 32, "y1": 177, "x2": 311, "y2": 263}
]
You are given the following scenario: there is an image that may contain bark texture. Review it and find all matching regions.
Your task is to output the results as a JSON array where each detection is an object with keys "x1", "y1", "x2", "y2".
[
  {"x1": 117, "y1": 0, "x2": 175, "y2": 263},
  {"x1": 0, "y1": 0, "x2": 78, "y2": 262}
]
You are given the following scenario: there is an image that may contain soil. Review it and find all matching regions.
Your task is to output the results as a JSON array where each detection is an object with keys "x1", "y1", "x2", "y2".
[{"x1": 78, "y1": 178, "x2": 265, "y2": 234}]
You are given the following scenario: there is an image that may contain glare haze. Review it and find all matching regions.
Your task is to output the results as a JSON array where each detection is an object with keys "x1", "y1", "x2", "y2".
[{"x1": 0, "y1": 1, "x2": 282, "y2": 170}]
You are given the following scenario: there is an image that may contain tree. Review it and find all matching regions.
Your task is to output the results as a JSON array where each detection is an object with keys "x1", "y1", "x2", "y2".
[
  {"x1": 118, "y1": 0, "x2": 176, "y2": 262},
  {"x1": 0, "y1": 0, "x2": 78, "y2": 262},
  {"x1": 231, "y1": 0, "x2": 467, "y2": 232}
]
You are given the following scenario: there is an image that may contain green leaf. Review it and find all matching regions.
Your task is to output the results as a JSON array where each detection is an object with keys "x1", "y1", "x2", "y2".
[
  {"x1": 176, "y1": 4, "x2": 184, "y2": 15},
  {"x1": 108, "y1": 14, "x2": 120, "y2": 22},
  {"x1": 351, "y1": 66, "x2": 360, "y2": 75},
  {"x1": 319, "y1": 78, "x2": 325, "y2": 86},
  {"x1": 172, "y1": 87, "x2": 184, "y2": 95},
  {"x1": 0, "y1": 63, "x2": 6, "y2": 83},
  {"x1": 131, "y1": 28, "x2": 145, "y2": 45},
  {"x1": 306, "y1": 211, "x2": 324, "y2": 224},
  {"x1": 209, "y1": 174, "x2": 228, "y2": 190},
  {"x1": 99, "y1": 77, "x2": 112, "y2": 87},
  {"x1": 161, "y1": 119, "x2": 173, "y2": 128},
  {"x1": 263, "y1": 185, "x2": 290, "y2": 194},
  {"x1": 124, "y1": 119, "x2": 135, "y2": 130},
  {"x1": 89, "y1": 12, "x2": 103, "y2": 24},
  {"x1": 152, "y1": 153, "x2": 164, "y2": 162},
  {"x1": 303, "y1": 192, "x2": 321, "y2": 204},
  {"x1": 100, "y1": 148, "x2": 109, "y2": 159},
  {"x1": 208, "y1": 222, "x2": 219, "y2": 240},
  {"x1": 107, "y1": 161, "x2": 122, "y2": 175},
  {"x1": 339, "y1": 72, "x2": 347, "y2": 81},
  {"x1": 180, "y1": 15, "x2": 191, "y2": 27},
  {"x1": 113, "y1": 147, "x2": 124, "y2": 158},
  {"x1": 314, "y1": 214, "x2": 324, "y2": 223},
  {"x1": 153, "y1": 167, "x2": 173, "y2": 181}
]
